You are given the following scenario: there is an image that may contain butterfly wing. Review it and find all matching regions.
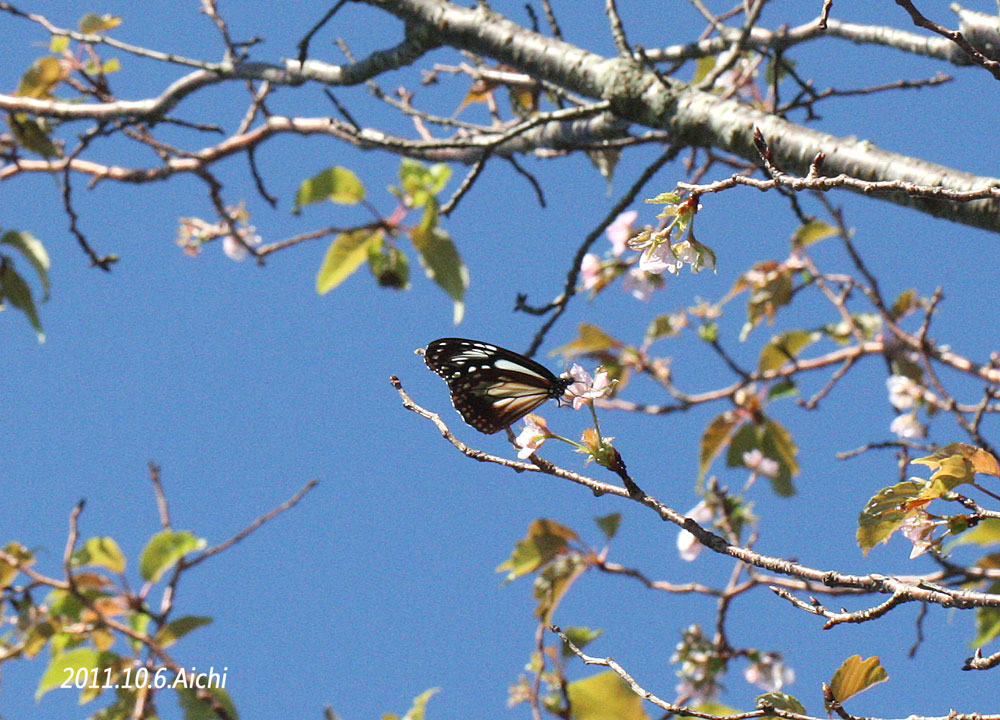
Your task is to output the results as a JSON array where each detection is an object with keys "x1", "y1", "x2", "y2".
[{"x1": 422, "y1": 338, "x2": 570, "y2": 434}]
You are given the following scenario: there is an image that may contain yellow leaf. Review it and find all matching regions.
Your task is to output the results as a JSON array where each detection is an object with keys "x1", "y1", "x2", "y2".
[
  {"x1": 15, "y1": 56, "x2": 63, "y2": 98},
  {"x1": 829, "y1": 655, "x2": 887, "y2": 703},
  {"x1": 551, "y1": 323, "x2": 621, "y2": 358},
  {"x1": 78, "y1": 13, "x2": 122, "y2": 34},
  {"x1": 567, "y1": 672, "x2": 647, "y2": 720},
  {"x1": 791, "y1": 219, "x2": 837, "y2": 247},
  {"x1": 455, "y1": 79, "x2": 496, "y2": 113},
  {"x1": 699, "y1": 411, "x2": 740, "y2": 480}
]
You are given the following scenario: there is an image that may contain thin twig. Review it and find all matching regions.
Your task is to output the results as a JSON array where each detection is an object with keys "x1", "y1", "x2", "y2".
[
  {"x1": 148, "y1": 461, "x2": 172, "y2": 531},
  {"x1": 298, "y1": 0, "x2": 349, "y2": 63},
  {"x1": 181, "y1": 479, "x2": 319, "y2": 570}
]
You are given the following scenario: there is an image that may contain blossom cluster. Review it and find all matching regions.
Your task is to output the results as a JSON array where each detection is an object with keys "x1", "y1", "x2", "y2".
[
  {"x1": 579, "y1": 210, "x2": 715, "y2": 302},
  {"x1": 885, "y1": 374, "x2": 926, "y2": 439},
  {"x1": 513, "y1": 364, "x2": 613, "y2": 459},
  {"x1": 177, "y1": 202, "x2": 262, "y2": 261}
]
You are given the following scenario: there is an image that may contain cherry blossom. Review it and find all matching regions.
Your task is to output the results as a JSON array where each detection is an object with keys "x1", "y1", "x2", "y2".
[
  {"x1": 606, "y1": 210, "x2": 638, "y2": 257},
  {"x1": 563, "y1": 364, "x2": 613, "y2": 409}
]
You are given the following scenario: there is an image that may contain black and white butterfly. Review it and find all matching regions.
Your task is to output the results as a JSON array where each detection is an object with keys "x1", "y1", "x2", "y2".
[{"x1": 419, "y1": 338, "x2": 572, "y2": 434}]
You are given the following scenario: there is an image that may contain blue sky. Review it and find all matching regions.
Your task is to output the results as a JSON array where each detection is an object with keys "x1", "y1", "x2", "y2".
[{"x1": 4, "y1": 2, "x2": 1000, "y2": 718}]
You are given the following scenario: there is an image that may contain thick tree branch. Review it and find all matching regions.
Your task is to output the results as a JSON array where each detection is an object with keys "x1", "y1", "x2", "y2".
[{"x1": 362, "y1": 0, "x2": 1000, "y2": 233}]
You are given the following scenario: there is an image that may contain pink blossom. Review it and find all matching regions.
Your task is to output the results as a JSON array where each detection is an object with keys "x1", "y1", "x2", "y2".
[
  {"x1": 676, "y1": 501, "x2": 714, "y2": 561},
  {"x1": 890, "y1": 412, "x2": 925, "y2": 439},
  {"x1": 563, "y1": 364, "x2": 613, "y2": 409},
  {"x1": 606, "y1": 210, "x2": 638, "y2": 257},
  {"x1": 622, "y1": 268, "x2": 655, "y2": 301},
  {"x1": 742, "y1": 449, "x2": 779, "y2": 478},
  {"x1": 673, "y1": 239, "x2": 716, "y2": 272},
  {"x1": 744, "y1": 654, "x2": 795, "y2": 692},
  {"x1": 900, "y1": 514, "x2": 940, "y2": 559},
  {"x1": 886, "y1": 374, "x2": 920, "y2": 410},
  {"x1": 223, "y1": 226, "x2": 262, "y2": 262},
  {"x1": 514, "y1": 415, "x2": 549, "y2": 459},
  {"x1": 639, "y1": 242, "x2": 682, "y2": 275},
  {"x1": 674, "y1": 679, "x2": 718, "y2": 703},
  {"x1": 580, "y1": 253, "x2": 603, "y2": 290}
]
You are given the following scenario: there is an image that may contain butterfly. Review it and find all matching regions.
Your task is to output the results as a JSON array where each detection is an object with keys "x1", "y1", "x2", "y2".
[{"x1": 419, "y1": 338, "x2": 572, "y2": 434}]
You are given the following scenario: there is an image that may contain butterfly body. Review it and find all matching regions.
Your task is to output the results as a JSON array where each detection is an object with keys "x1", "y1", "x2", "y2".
[{"x1": 420, "y1": 338, "x2": 571, "y2": 434}]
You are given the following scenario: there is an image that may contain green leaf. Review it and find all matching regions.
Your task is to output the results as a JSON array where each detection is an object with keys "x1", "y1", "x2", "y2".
[
  {"x1": 947, "y1": 518, "x2": 1000, "y2": 549},
  {"x1": 139, "y1": 530, "x2": 205, "y2": 582},
  {"x1": 411, "y1": 196, "x2": 439, "y2": 248},
  {"x1": 128, "y1": 612, "x2": 151, "y2": 653},
  {"x1": 176, "y1": 686, "x2": 239, "y2": 720},
  {"x1": 23, "y1": 621, "x2": 55, "y2": 657},
  {"x1": 0, "y1": 541, "x2": 33, "y2": 589},
  {"x1": 316, "y1": 229, "x2": 383, "y2": 295},
  {"x1": 534, "y1": 554, "x2": 587, "y2": 622},
  {"x1": 561, "y1": 626, "x2": 603, "y2": 657},
  {"x1": 399, "y1": 158, "x2": 432, "y2": 199},
  {"x1": 368, "y1": 244, "x2": 410, "y2": 290},
  {"x1": 758, "y1": 330, "x2": 818, "y2": 372},
  {"x1": 402, "y1": 687, "x2": 440, "y2": 720},
  {"x1": 645, "y1": 312, "x2": 687, "y2": 343},
  {"x1": 551, "y1": 323, "x2": 621, "y2": 358},
  {"x1": 496, "y1": 519, "x2": 578, "y2": 582},
  {"x1": 823, "y1": 313, "x2": 882, "y2": 344},
  {"x1": 50, "y1": 35, "x2": 70, "y2": 53},
  {"x1": 756, "y1": 691, "x2": 805, "y2": 714},
  {"x1": 723, "y1": 419, "x2": 798, "y2": 495},
  {"x1": 426, "y1": 164, "x2": 452, "y2": 195},
  {"x1": 829, "y1": 655, "x2": 887, "y2": 703},
  {"x1": 413, "y1": 228, "x2": 467, "y2": 324},
  {"x1": 692, "y1": 56, "x2": 716, "y2": 84},
  {"x1": 1, "y1": 259, "x2": 45, "y2": 341},
  {"x1": 725, "y1": 422, "x2": 758, "y2": 469},
  {"x1": 740, "y1": 263, "x2": 793, "y2": 336},
  {"x1": 595, "y1": 513, "x2": 621, "y2": 541},
  {"x1": 697, "y1": 322, "x2": 718, "y2": 342},
  {"x1": 890, "y1": 289, "x2": 918, "y2": 320},
  {"x1": 86, "y1": 688, "x2": 138, "y2": 720},
  {"x1": 791, "y1": 219, "x2": 836, "y2": 247},
  {"x1": 2, "y1": 231, "x2": 51, "y2": 300},
  {"x1": 8, "y1": 113, "x2": 60, "y2": 158},
  {"x1": 78, "y1": 13, "x2": 122, "y2": 34},
  {"x1": 645, "y1": 192, "x2": 681, "y2": 205},
  {"x1": 856, "y1": 481, "x2": 925, "y2": 555},
  {"x1": 700, "y1": 411, "x2": 740, "y2": 480},
  {"x1": 72, "y1": 537, "x2": 125, "y2": 573},
  {"x1": 155, "y1": 615, "x2": 213, "y2": 649},
  {"x1": 566, "y1": 672, "x2": 647, "y2": 720},
  {"x1": 79, "y1": 649, "x2": 121, "y2": 703},
  {"x1": 760, "y1": 419, "x2": 798, "y2": 496},
  {"x1": 37, "y1": 647, "x2": 98, "y2": 699},
  {"x1": 47, "y1": 588, "x2": 86, "y2": 620},
  {"x1": 294, "y1": 166, "x2": 365, "y2": 211},
  {"x1": 973, "y1": 581, "x2": 1000, "y2": 646},
  {"x1": 85, "y1": 57, "x2": 121, "y2": 75},
  {"x1": 766, "y1": 378, "x2": 797, "y2": 400}
]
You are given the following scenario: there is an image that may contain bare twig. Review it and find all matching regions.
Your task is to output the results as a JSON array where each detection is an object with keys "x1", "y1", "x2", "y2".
[
  {"x1": 148, "y1": 461, "x2": 172, "y2": 530},
  {"x1": 182, "y1": 479, "x2": 319, "y2": 570}
]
